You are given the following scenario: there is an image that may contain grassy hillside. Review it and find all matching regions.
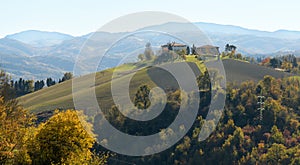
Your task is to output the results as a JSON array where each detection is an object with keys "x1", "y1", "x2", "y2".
[
  {"x1": 222, "y1": 59, "x2": 293, "y2": 83},
  {"x1": 18, "y1": 59, "x2": 293, "y2": 113},
  {"x1": 19, "y1": 64, "x2": 155, "y2": 113}
]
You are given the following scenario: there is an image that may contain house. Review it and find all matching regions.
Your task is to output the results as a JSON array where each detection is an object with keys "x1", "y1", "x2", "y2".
[
  {"x1": 161, "y1": 42, "x2": 187, "y2": 52},
  {"x1": 195, "y1": 45, "x2": 220, "y2": 56}
]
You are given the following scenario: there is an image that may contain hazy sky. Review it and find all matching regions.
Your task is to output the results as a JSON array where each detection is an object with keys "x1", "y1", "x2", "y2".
[{"x1": 0, "y1": 0, "x2": 299, "y2": 38}]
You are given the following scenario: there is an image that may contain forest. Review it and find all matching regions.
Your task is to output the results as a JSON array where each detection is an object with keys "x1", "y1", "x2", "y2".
[{"x1": 1, "y1": 64, "x2": 300, "y2": 164}]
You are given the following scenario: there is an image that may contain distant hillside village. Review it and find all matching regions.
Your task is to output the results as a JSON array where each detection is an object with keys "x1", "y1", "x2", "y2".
[
  {"x1": 161, "y1": 42, "x2": 219, "y2": 55},
  {"x1": 161, "y1": 42, "x2": 222, "y2": 60},
  {"x1": 159, "y1": 42, "x2": 300, "y2": 74}
]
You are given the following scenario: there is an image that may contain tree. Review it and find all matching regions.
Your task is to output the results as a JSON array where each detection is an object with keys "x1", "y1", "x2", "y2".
[
  {"x1": 186, "y1": 46, "x2": 190, "y2": 55},
  {"x1": 261, "y1": 143, "x2": 288, "y2": 164},
  {"x1": 0, "y1": 71, "x2": 34, "y2": 164},
  {"x1": 225, "y1": 44, "x2": 230, "y2": 52},
  {"x1": 236, "y1": 53, "x2": 242, "y2": 59},
  {"x1": 34, "y1": 80, "x2": 45, "y2": 91},
  {"x1": 292, "y1": 56, "x2": 298, "y2": 68},
  {"x1": 30, "y1": 110, "x2": 95, "y2": 164},
  {"x1": 61, "y1": 72, "x2": 73, "y2": 83},
  {"x1": 168, "y1": 43, "x2": 173, "y2": 51},
  {"x1": 144, "y1": 42, "x2": 154, "y2": 61},
  {"x1": 25, "y1": 80, "x2": 34, "y2": 93},
  {"x1": 138, "y1": 53, "x2": 145, "y2": 61},
  {"x1": 0, "y1": 70, "x2": 15, "y2": 101},
  {"x1": 12, "y1": 78, "x2": 35, "y2": 96},
  {"x1": 269, "y1": 125, "x2": 284, "y2": 144},
  {"x1": 134, "y1": 85, "x2": 151, "y2": 109},
  {"x1": 0, "y1": 96, "x2": 34, "y2": 164},
  {"x1": 191, "y1": 44, "x2": 196, "y2": 55},
  {"x1": 270, "y1": 58, "x2": 281, "y2": 68},
  {"x1": 46, "y1": 78, "x2": 56, "y2": 87},
  {"x1": 197, "y1": 70, "x2": 211, "y2": 92},
  {"x1": 282, "y1": 61, "x2": 292, "y2": 72},
  {"x1": 225, "y1": 44, "x2": 237, "y2": 54},
  {"x1": 222, "y1": 127, "x2": 245, "y2": 163}
]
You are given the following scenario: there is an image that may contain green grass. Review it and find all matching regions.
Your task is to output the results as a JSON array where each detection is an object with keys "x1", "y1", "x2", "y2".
[
  {"x1": 18, "y1": 57, "x2": 295, "y2": 114},
  {"x1": 185, "y1": 56, "x2": 206, "y2": 73},
  {"x1": 19, "y1": 55, "x2": 206, "y2": 113},
  {"x1": 18, "y1": 63, "x2": 157, "y2": 113}
]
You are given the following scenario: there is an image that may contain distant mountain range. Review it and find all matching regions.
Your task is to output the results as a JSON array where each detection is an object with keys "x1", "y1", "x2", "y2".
[
  {"x1": 6, "y1": 30, "x2": 74, "y2": 47},
  {"x1": 195, "y1": 22, "x2": 300, "y2": 39},
  {"x1": 1, "y1": 22, "x2": 300, "y2": 79}
]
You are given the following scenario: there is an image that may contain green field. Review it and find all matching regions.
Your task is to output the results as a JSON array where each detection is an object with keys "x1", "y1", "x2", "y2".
[
  {"x1": 18, "y1": 58, "x2": 294, "y2": 113},
  {"x1": 19, "y1": 64, "x2": 155, "y2": 113}
]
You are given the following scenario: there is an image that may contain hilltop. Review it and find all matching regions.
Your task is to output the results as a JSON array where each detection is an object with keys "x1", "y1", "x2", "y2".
[{"x1": 18, "y1": 59, "x2": 293, "y2": 113}]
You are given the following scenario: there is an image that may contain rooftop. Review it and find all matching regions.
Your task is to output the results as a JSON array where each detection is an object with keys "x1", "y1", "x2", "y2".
[{"x1": 161, "y1": 42, "x2": 187, "y2": 47}]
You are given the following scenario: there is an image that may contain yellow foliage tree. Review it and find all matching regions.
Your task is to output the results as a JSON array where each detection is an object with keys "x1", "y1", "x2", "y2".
[
  {"x1": 0, "y1": 96, "x2": 33, "y2": 164},
  {"x1": 29, "y1": 110, "x2": 96, "y2": 165}
]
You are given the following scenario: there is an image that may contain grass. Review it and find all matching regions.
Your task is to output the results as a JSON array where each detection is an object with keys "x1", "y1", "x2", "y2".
[
  {"x1": 185, "y1": 55, "x2": 206, "y2": 73},
  {"x1": 18, "y1": 63, "x2": 157, "y2": 113},
  {"x1": 18, "y1": 57, "x2": 295, "y2": 114},
  {"x1": 222, "y1": 59, "x2": 293, "y2": 83}
]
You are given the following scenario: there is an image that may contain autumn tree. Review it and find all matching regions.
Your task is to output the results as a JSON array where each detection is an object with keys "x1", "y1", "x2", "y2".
[
  {"x1": 0, "y1": 97, "x2": 34, "y2": 164},
  {"x1": 197, "y1": 70, "x2": 211, "y2": 92},
  {"x1": 59, "y1": 72, "x2": 73, "y2": 83},
  {"x1": 260, "y1": 143, "x2": 289, "y2": 164},
  {"x1": 134, "y1": 85, "x2": 151, "y2": 109},
  {"x1": 29, "y1": 110, "x2": 96, "y2": 164},
  {"x1": 269, "y1": 125, "x2": 284, "y2": 144},
  {"x1": 0, "y1": 71, "x2": 33, "y2": 164}
]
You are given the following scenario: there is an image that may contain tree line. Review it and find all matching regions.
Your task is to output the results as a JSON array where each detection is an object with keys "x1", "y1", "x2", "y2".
[
  {"x1": 261, "y1": 54, "x2": 299, "y2": 73},
  {"x1": 7, "y1": 72, "x2": 73, "y2": 97}
]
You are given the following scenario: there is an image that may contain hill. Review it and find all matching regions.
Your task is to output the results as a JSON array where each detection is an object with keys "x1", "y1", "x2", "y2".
[
  {"x1": 222, "y1": 59, "x2": 293, "y2": 83},
  {"x1": 5, "y1": 30, "x2": 74, "y2": 47},
  {"x1": 2, "y1": 23, "x2": 300, "y2": 79},
  {"x1": 195, "y1": 22, "x2": 300, "y2": 39},
  {"x1": 18, "y1": 59, "x2": 293, "y2": 113}
]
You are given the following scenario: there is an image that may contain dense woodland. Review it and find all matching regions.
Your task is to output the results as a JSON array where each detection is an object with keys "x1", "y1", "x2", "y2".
[{"x1": 103, "y1": 72, "x2": 300, "y2": 165}]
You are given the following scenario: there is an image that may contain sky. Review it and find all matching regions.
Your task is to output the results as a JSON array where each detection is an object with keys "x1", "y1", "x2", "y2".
[{"x1": 0, "y1": 0, "x2": 300, "y2": 38}]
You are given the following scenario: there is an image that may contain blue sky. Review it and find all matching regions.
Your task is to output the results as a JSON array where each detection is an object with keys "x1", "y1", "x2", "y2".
[{"x1": 0, "y1": 0, "x2": 299, "y2": 38}]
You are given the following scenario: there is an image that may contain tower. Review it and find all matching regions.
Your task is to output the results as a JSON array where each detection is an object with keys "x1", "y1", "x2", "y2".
[{"x1": 257, "y1": 95, "x2": 265, "y2": 121}]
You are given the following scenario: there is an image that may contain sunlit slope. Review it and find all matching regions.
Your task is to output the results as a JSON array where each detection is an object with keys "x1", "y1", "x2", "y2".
[
  {"x1": 18, "y1": 64, "x2": 157, "y2": 113},
  {"x1": 19, "y1": 59, "x2": 294, "y2": 113},
  {"x1": 222, "y1": 59, "x2": 293, "y2": 83}
]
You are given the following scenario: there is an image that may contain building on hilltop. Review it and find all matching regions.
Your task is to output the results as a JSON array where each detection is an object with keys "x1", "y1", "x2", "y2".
[
  {"x1": 161, "y1": 42, "x2": 187, "y2": 52},
  {"x1": 161, "y1": 42, "x2": 220, "y2": 60},
  {"x1": 196, "y1": 45, "x2": 220, "y2": 56},
  {"x1": 195, "y1": 45, "x2": 221, "y2": 60}
]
